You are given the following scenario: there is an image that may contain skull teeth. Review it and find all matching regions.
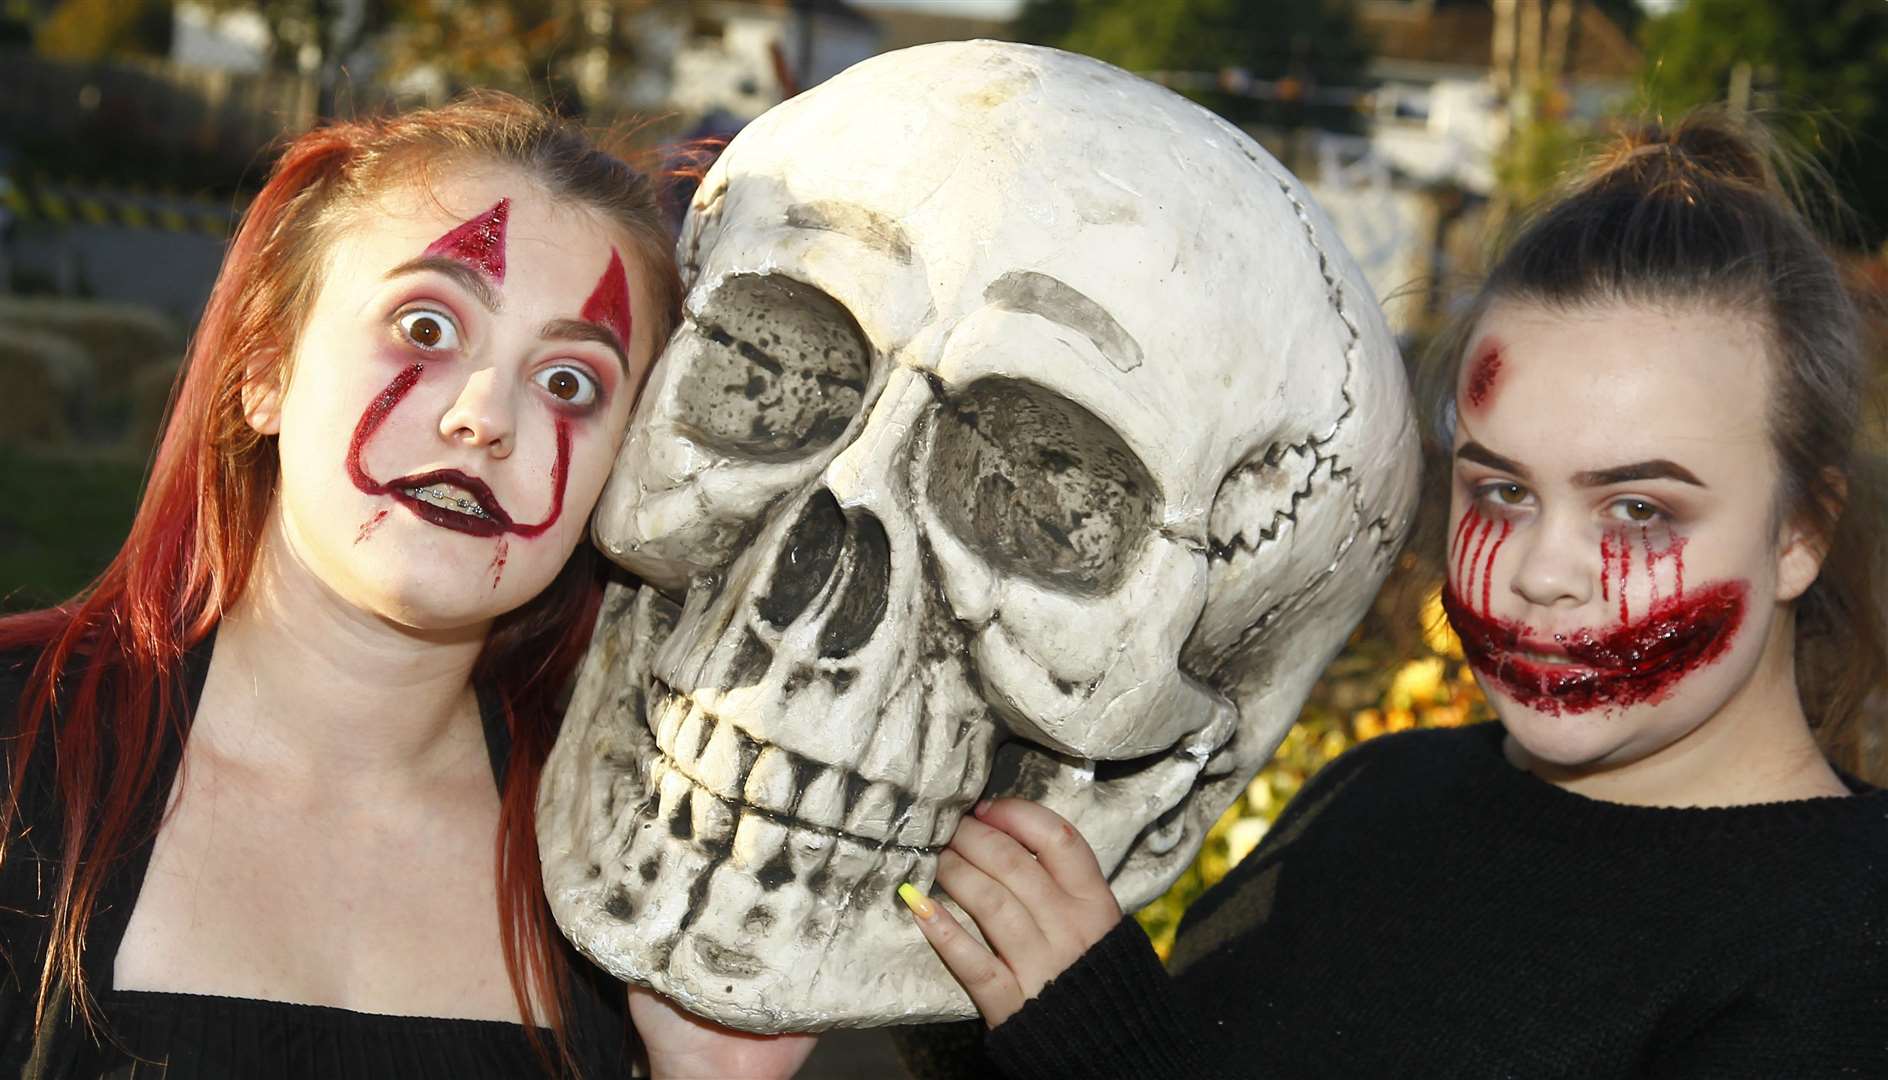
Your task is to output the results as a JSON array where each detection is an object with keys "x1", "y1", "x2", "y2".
[
  {"x1": 690, "y1": 787, "x2": 736, "y2": 843},
  {"x1": 672, "y1": 707, "x2": 710, "y2": 770},
  {"x1": 731, "y1": 812, "x2": 790, "y2": 869},
  {"x1": 795, "y1": 769, "x2": 846, "y2": 830},
  {"x1": 655, "y1": 762, "x2": 692, "y2": 821},
  {"x1": 842, "y1": 782, "x2": 900, "y2": 842},
  {"x1": 693, "y1": 719, "x2": 749, "y2": 800},
  {"x1": 646, "y1": 680, "x2": 946, "y2": 854}
]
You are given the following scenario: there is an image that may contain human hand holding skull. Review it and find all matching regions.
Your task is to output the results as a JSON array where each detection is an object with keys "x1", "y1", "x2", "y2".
[
  {"x1": 900, "y1": 798, "x2": 1123, "y2": 1027},
  {"x1": 628, "y1": 986, "x2": 819, "y2": 1079}
]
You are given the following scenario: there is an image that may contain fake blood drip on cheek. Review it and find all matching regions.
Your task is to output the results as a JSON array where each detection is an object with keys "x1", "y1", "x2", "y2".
[
  {"x1": 1480, "y1": 519, "x2": 1511, "y2": 614},
  {"x1": 1449, "y1": 508, "x2": 1507, "y2": 616},
  {"x1": 1451, "y1": 507, "x2": 1481, "y2": 591},
  {"x1": 1643, "y1": 529, "x2": 1688, "y2": 605},
  {"x1": 506, "y1": 420, "x2": 570, "y2": 539},
  {"x1": 1598, "y1": 526, "x2": 1687, "y2": 624},
  {"x1": 1442, "y1": 578, "x2": 1747, "y2": 714},
  {"x1": 489, "y1": 539, "x2": 508, "y2": 591},
  {"x1": 347, "y1": 363, "x2": 426, "y2": 494},
  {"x1": 354, "y1": 509, "x2": 390, "y2": 545}
]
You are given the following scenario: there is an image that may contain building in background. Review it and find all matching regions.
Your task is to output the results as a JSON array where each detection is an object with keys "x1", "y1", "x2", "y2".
[
  {"x1": 625, "y1": 0, "x2": 881, "y2": 120},
  {"x1": 1354, "y1": 0, "x2": 1639, "y2": 193}
]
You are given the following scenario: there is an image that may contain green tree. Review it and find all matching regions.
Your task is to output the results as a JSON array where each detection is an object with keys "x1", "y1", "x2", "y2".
[
  {"x1": 1012, "y1": 0, "x2": 1373, "y2": 130},
  {"x1": 1639, "y1": 0, "x2": 1888, "y2": 248},
  {"x1": 35, "y1": 0, "x2": 170, "y2": 60}
]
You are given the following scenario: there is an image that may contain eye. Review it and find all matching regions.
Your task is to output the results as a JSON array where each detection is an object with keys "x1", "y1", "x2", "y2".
[
  {"x1": 1474, "y1": 480, "x2": 1531, "y2": 509},
  {"x1": 396, "y1": 308, "x2": 460, "y2": 351},
  {"x1": 673, "y1": 274, "x2": 869, "y2": 460},
  {"x1": 929, "y1": 377, "x2": 1157, "y2": 595},
  {"x1": 535, "y1": 363, "x2": 600, "y2": 407},
  {"x1": 1609, "y1": 498, "x2": 1664, "y2": 524}
]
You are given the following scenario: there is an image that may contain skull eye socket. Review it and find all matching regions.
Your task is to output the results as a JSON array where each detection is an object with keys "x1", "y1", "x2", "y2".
[
  {"x1": 929, "y1": 377, "x2": 1156, "y2": 595},
  {"x1": 674, "y1": 274, "x2": 869, "y2": 460}
]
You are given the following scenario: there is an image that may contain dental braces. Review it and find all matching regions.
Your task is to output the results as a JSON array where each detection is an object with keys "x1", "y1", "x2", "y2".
[{"x1": 403, "y1": 485, "x2": 493, "y2": 520}]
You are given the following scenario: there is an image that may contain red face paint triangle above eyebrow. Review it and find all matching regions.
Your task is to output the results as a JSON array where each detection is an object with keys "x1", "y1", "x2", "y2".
[
  {"x1": 423, "y1": 198, "x2": 510, "y2": 282},
  {"x1": 581, "y1": 249, "x2": 633, "y2": 350}
]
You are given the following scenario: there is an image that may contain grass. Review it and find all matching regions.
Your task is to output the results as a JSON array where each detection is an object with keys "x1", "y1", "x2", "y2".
[{"x1": 0, "y1": 446, "x2": 146, "y2": 612}]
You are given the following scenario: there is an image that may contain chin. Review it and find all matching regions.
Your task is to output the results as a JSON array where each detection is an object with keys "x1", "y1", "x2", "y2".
[
  {"x1": 1486, "y1": 679, "x2": 1734, "y2": 781},
  {"x1": 1489, "y1": 694, "x2": 1625, "y2": 766},
  {"x1": 342, "y1": 569, "x2": 513, "y2": 633}
]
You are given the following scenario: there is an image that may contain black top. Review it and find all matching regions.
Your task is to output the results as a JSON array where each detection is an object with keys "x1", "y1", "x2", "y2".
[
  {"x1": 0, "y1": 644, "x2": 639, "y2": 1079},
  {"x1": 902, "y1": 723, "x2": 1888, "y2": 1079}
]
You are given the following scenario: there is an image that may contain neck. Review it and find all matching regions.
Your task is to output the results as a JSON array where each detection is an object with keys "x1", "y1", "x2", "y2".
[
  {"x1": 1514, "y1": 606, "x2": 1849, "y2": 807},
  {"x1": 193, "y1": 515, "x2": 493, "y2": 787}
]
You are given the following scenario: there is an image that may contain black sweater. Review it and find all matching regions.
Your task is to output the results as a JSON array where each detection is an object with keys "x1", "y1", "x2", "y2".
[{"x1": 908, "y1": 723, "x2": 1888, "y2": 1079}]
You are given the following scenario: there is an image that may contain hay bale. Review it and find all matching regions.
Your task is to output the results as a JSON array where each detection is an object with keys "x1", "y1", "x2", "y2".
[
  {"x1": 0, "y1": 297, "x2": 183, "y2": 447},
  {"x1": 0, "y1": 327, "x2": 92, "y2": 448}
]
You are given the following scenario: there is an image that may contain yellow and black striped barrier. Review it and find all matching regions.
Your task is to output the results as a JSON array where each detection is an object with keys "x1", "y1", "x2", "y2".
[{"x1": 0, "y1": 178, "x2": 240, "y2": 237}]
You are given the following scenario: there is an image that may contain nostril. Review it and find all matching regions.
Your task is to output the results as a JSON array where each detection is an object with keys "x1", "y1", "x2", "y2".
[
  {"x1": 757, "y1": 491, "x2": 846, "y2": 629},
  {"x1": 818, "y1": 511, "x2": 889, "y2": 658},
  {"x1": 752, "y1": 489, "x2": 893, "y2": 659}
]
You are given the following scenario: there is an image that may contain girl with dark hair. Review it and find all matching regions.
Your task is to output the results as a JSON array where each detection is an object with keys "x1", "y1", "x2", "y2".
[
  {"x1": 901, "y1": 111, "x2": 1888, "y2": 1078},
  {"x1": 0, "y1": 95, "x2": 811, "y2": 1078}
]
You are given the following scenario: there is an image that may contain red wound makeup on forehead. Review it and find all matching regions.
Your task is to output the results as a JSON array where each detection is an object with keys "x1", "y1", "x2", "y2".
[
  {"x1": 424, "y1": 198, "x2": 510, "y2": 283},
  {"x1": 1464, "y1": 338, "x2": 1504, "y2": 413},
  {"x1": 580, "y1": 249, "x2": 633, "y2": 352},
  {"x1": 1443, "y1": 578, "x2": 1746, "y2": 715}
]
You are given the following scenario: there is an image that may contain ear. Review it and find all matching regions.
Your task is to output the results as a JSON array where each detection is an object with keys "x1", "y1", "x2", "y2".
[
  {"x1": 1774, "y1": 468, "x2": 1847, "y2": 603},
  {"x1": 240, "y1": 350, "x2": 286, "y2": 436}
]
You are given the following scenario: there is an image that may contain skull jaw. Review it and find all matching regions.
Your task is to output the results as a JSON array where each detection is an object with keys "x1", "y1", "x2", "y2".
[
  {"x1": 548, "y1": 854, "x2": 980, "y2": 1032},
  {"x1": 540, "y1": 582, "x2": 980, "y2": 1030}
]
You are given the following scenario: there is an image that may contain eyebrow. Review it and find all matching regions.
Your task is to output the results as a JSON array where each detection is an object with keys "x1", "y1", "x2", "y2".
[
  {"x1": 983, "y1": 270, "x2": 1145, "y2": 374},
  {"x1": 385, "y1": 255, "x2": 501, "y2": 312},
  {"x1": 1572, "y1": 459, "x2": 1707, "y2": 489},
  {"x1": 542, "y1": 317, "x2": 628, "y2": 376},
  {"x1": 784, "y1": 201, "x2": 914, "y2": 264},
  {"x1": 1455, "y1": 441, "x2": 1529, "y2": 478},
  {"x1": 1456, "y1": 441, "x2": 1707, "y2": 489}
]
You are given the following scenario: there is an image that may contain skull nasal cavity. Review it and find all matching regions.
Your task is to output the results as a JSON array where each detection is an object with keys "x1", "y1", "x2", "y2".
[{"x1": 756, "y1": 490, "x2": 892, "y2": 658}]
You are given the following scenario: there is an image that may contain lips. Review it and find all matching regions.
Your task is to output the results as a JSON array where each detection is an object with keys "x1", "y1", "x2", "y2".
[
  {"x1": 1443, "y1": 579, "x2": 1748, "y2": 714},
  {"x1": 386, "y1": 468, "x2": 513, "y2": 538}
]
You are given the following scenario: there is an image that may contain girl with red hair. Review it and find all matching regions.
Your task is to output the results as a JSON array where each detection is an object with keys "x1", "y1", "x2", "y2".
[{"x1": 0, "y1": 95, "x2": 809, "y2": 1078}]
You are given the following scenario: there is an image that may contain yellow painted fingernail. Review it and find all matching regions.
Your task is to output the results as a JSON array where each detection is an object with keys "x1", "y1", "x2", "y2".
[{"x1": 897, "y1": 882, "x2": 935, "y2": 919}]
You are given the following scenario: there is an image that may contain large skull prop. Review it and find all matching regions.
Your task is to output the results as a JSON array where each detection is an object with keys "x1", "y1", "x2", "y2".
[{"x1": 539, "y1": 41, "x2": 1419, "y2": 1030}]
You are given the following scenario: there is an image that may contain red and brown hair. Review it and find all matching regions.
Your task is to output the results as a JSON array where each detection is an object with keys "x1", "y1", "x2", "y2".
[{"x1": 0, "y1": 92, "x2": 683, "y2": 1071}]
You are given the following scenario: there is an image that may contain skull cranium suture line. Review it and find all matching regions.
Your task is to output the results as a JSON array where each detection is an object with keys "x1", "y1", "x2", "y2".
[{"x1": 537, "y1": 41, "x2": 1421, "y2": 1031}]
